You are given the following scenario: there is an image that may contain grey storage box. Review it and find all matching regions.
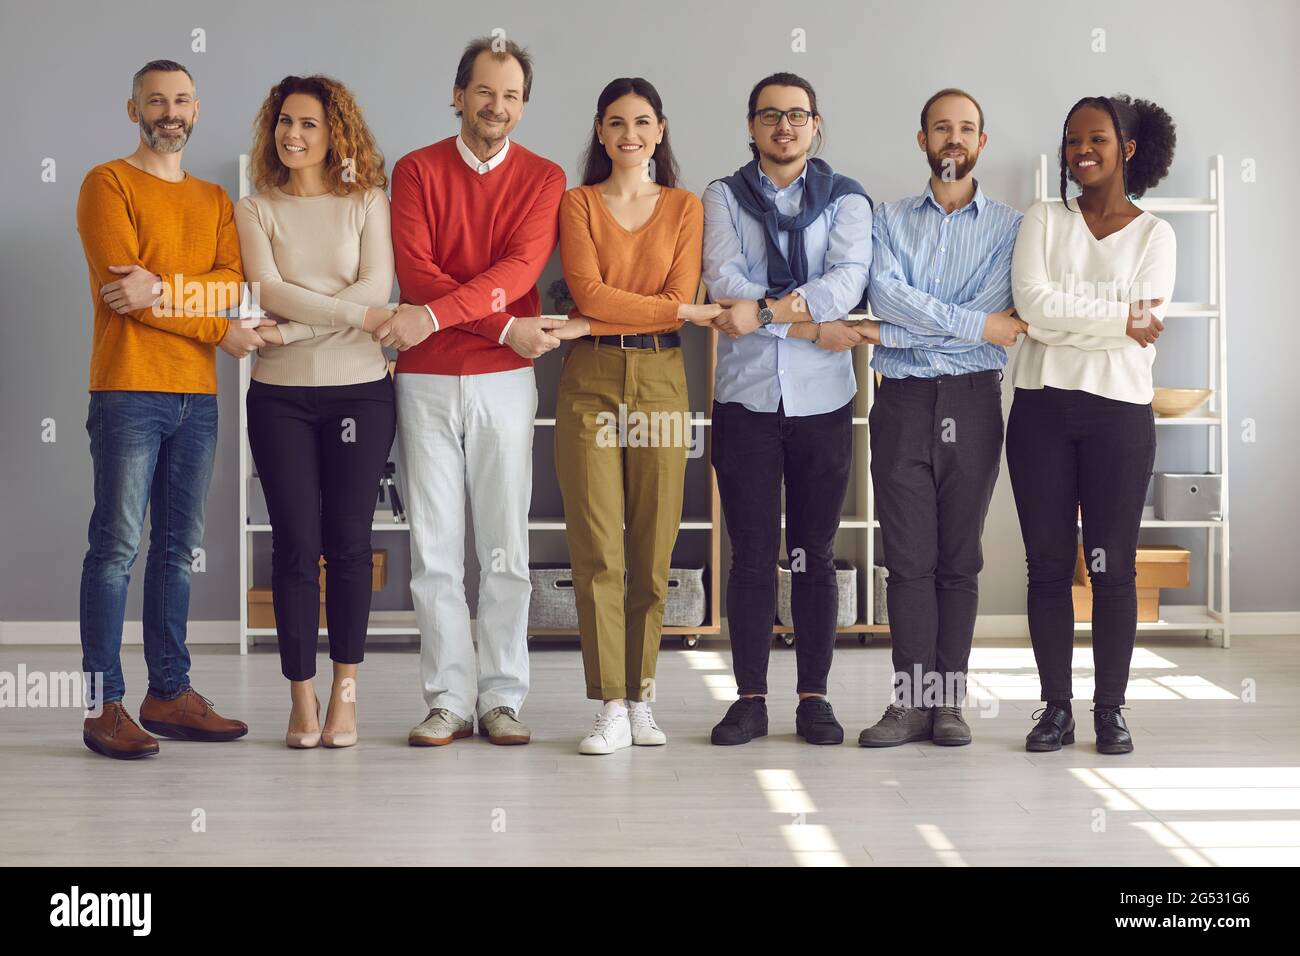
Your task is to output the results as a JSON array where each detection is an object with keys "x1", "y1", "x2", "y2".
[
  {"x1": 776, "y1": 560, "x2": 857, "y2": 628},
  {"x1": 527, "y1": 565, "x2": 579, "y2": 629},
  {"x1": 526, "y1": 565, "x2": 707, "y2": 630},
  {"x1": 1154, "y1": 473, "x2": 1223, "y2": 521},
  {"x1": 873, "y1": 565, "x2": 889, "y2": 625},
  {"x1": 663, "y1": 567, "x2": 706, "y2": 627}
]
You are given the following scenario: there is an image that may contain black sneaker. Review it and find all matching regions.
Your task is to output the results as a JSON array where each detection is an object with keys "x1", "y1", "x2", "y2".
[
  {"x1": 795, "y1": 697, "x2": 844, "y2": 745},
  {"x1": 710, "y1": 697, "x2": 769, "y2": 746},
  {"x1": 1093, "y1": 705, "x2": 1134, "y2": 755}
]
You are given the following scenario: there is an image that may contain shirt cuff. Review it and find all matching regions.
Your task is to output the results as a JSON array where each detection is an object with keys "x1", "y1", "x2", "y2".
[
  {"x1": 423, "y1": 304, "x2": 440, "y2": 333},
  {"x1": 953, "y1": 305, "x2": 988, "y2": 344},
  {"x1": 761, "y1": 321, "x2": 791, "y2": 339},
  {"x1": 879, "y1": 322, "x2": 908, "y2": 349},
  {"x1": 498, "y1": 315, "x2": 516, "y2": 345}
]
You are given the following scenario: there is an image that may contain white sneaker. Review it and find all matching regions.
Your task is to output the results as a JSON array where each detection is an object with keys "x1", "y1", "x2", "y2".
[
  {"x1": 578, "y1": 702, "x2": 632, "y2": 755},
  {"x1": 628, "y1": 700, "x2": 667, "y2": 746}
]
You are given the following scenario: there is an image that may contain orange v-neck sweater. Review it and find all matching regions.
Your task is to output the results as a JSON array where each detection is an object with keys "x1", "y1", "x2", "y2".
[
  {"x1": 558, "y1": 184, "x2": 703, "y2": 335},
  {"x1": 76, "y1": 158, "x2": 243, "y2": 393},
  {"x1": 390, "y1": 137, "x2": 566, "y2": 376}
]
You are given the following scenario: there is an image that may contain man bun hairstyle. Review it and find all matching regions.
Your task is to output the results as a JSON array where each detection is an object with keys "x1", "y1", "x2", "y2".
[{"x1": 1059, "y1": 94, "x2": 1176, "y2": 207}]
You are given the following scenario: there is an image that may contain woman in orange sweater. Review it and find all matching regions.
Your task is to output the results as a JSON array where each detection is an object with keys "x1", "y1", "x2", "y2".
[{"x1": 556, "y1": 77, "x2": 720, "y2": 755}]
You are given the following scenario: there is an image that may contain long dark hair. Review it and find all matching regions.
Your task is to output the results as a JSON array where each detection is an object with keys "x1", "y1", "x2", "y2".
[
  {"x1": 1058, "y1": 94, "x2": 1176, "y2": 210},
  {"x1": 579, "y1": 77, "x2": 679, "y2": 188},
  {"x1": 746, "y1": 71, "x2": 824, "y2": 161}
]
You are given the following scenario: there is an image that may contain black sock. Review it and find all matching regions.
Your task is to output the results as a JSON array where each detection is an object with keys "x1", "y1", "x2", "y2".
[{"x1": 1047, "y1": 698, "x2": 1072, "y2": 714}]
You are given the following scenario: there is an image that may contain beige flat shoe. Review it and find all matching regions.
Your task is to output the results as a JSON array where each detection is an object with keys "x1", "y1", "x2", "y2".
[{"x1": 286, "y1": 698, "x2": 321, "y2": 749}]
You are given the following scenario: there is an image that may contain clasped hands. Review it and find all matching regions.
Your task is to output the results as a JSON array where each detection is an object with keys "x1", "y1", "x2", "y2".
[{"x1": 682, "y1": 298, "x2": 879, "y2": 352}]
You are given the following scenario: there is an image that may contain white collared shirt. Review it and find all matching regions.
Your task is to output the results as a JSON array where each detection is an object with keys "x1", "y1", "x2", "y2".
[
  {"x1": 455, "y1": 133, "x2": 510, "y2": 175},
  {"x1": 423, "y1": 135, "x2": 516, "y2": 343}
]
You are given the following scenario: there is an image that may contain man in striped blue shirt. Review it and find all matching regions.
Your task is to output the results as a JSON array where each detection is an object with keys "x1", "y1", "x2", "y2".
[{"x1": 859, "y1": 89, "x2": 1025, "y2": 750}]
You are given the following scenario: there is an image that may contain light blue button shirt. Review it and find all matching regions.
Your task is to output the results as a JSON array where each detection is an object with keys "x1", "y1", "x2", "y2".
[
  {"x1": 701, "y1": 168, "x2": 872, "y2": 416},
  {"x1": 868, "y1": 181, "x2": 1023, "y2": 379}
]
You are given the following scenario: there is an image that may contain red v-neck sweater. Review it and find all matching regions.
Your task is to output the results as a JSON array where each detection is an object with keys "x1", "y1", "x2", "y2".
[{"x1": 390, "y1": 136, "x2": 566, "y2": 376}]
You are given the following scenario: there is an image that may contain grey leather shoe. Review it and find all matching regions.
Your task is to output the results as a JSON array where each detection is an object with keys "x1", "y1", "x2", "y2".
[
  {"x1": 931, "y1": 705, "x2": 972, "y2": 746},
  {"x1": 858, "y1": 703, "x2": 933, "y2": 748}
]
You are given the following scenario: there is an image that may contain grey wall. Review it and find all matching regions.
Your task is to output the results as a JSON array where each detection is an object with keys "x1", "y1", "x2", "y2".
[{"x1": 2, "y1": 0, "x2": 1297, "y2": 623}]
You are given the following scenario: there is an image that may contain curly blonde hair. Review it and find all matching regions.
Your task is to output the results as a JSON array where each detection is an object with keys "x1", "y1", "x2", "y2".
[{"x1": 249, "y1": 74, "x2": 386, "y2": 195}]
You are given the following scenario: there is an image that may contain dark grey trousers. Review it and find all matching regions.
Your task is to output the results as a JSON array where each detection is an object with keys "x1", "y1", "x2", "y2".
[{"x1": 869, "y1": 370, "x2": 1004, "y2": 707}]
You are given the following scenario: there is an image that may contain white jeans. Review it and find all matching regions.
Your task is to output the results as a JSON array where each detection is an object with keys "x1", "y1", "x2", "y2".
[{"x1": 395, "y1": 367, "x2": 536, "y2": 721}]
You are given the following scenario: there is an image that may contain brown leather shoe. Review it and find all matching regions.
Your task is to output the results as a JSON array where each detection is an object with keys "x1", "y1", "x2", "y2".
[
  {"x1": 139, "y1": 688, "x2": 248, "y2": 742},
  {"x1": 83, "y1": 702, "x2": 160, "y2": 760}
]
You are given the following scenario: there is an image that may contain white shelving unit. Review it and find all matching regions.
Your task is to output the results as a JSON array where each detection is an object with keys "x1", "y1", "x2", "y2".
[{"x1": 1034, "y1": 154, "x2": 1231, "y2": 646}]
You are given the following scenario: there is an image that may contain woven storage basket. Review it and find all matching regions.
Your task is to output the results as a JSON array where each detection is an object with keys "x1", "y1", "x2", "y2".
[
  {"x1": 776, "y1": 560, "x2": 857, "y2": 628},
  {"x1": 527, "y1": 565, "x2": 707, "y2": 629}
]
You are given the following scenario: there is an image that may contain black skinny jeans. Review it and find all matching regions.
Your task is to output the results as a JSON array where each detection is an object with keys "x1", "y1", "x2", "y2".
[
  {"x1": 1006, "y1": 385, "x2": 1156, "y2": 706},
  {"x1": 712, "y1": 398, "x2": 853, "y2": 697},
  {"x1": 247, "y1": 374, "x2": 396, "y2": 681}
]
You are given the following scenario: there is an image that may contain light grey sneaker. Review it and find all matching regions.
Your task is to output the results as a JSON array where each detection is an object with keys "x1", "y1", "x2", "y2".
[
  {"x1": 408, "y1": 708, "x2": 473, "y2": 747},
  {"x1": 478, "y1": 706, "x2": 531, "y2": 745}
]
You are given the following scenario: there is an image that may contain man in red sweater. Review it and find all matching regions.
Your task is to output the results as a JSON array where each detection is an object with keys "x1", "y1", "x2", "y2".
[{"x1": 387, "y1": 36, "x2": 570, "y2": 748}]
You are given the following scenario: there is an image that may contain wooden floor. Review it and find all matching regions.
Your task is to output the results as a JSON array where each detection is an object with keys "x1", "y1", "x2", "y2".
[{"x1": 2, "y1": 635, "x2": 1298, "y2": 866}]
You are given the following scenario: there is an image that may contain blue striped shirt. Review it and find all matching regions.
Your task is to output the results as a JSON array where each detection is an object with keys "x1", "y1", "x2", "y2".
[
  {"x1": 868, "y1": 181, "x2": 1023, "y2": 379},
  {"x1": 702, "y1": 168, "x2": 871, "y2": 416}
]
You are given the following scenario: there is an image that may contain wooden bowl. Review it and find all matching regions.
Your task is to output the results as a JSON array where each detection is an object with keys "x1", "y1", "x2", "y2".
[{"x1": 1152, "y1": 387, "x2": 1213, "y2": 417}]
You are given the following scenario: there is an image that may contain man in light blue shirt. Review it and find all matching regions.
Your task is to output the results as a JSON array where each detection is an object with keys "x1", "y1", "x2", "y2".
[
  {"x1": 859, "y1": 88, "x2": 1025, "y2": 749},
  {"x1": 700, "y1": 71, "x2": 874, "y2": 748}
]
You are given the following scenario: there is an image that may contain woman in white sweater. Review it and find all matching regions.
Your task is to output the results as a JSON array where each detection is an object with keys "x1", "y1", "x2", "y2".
[
  {"x1": 1008, "y1": 94, "x2": 1177, "y2": 755},
  {"x1": 236, "y1": 75, "x2": 415, "y2": 749}
]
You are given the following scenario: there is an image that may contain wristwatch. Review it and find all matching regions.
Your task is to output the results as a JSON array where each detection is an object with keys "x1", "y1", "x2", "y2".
[{"x1": 757, "y1": 298, "x2": 775, "y2": 328}]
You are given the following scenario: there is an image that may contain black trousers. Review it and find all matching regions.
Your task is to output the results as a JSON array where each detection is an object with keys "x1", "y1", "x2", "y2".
[
  {"x1": 247, "y1": 374, "x2": 396, "y2": 681},
  {"x1": 712, "y1": 398, "x2": 853, "y2": 697},
  {"x1": 870, "y1": 370, "x2": 1004, "y2": 707},
  {"x1": 1006, "y1": 386, "x2": 1156, "y2": 706}
]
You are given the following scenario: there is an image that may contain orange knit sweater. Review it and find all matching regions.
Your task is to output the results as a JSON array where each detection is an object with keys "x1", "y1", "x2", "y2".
[
  {"x1": 558, "y1": 185, "x2": 703, "y2": 335},
  {"x1": 77, "y1": 159, "x2": 243, "y2": 393}
]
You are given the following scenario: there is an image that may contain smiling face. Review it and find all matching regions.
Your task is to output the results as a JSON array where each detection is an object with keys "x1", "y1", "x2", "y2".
[
  {"x1": 274, "y1": 92, "x2": 328, "y2": 172},
  {"x1": 1065, "y1": 103, "x2": 1135, "y2": 191},
  {"x1": 454, "y1": 51, "x2": 525, "y2": 147},
  {"x1": 748, "y1": 84, "x2": 819, "y2": 167},
  {"x1": 598, "y1": 93, "x2": 663, "y2": 175},
  {"x1": 129, "y1": 70, "x2": 198, "y2": 154},
  {"x1": 919, "y1": 94, "x2": 986, "y2": 182}
]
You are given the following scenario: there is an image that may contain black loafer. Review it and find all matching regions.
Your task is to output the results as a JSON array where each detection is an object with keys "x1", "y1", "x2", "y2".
[
  {"x1": 1026, "y1": 704, "x2": 1075, "y2": 752},
  {"x1": 795, "y1": 697, "x2": 844, "y2": 745},
  {"x1": 711, "y1": 697, "x2": 769, "y2": 746},
  {"x1": 1093, "y1": 705, "x2": 1134, "y2": 754}
]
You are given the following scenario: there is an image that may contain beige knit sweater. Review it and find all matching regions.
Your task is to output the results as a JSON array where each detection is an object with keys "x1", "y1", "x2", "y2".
[{"x1": 235, "y1": 185, "x2": 394, "y2": 386}]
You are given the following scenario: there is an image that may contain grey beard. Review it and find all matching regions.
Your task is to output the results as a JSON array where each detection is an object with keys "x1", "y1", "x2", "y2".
[{"x1": 142, "y1": 119, "x2": 190, "y2": 154}]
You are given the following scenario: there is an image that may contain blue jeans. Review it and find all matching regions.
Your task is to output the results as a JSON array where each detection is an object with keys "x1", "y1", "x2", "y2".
[{"x1": 79, "y1": 391, "x2": 218, "y2": 706}]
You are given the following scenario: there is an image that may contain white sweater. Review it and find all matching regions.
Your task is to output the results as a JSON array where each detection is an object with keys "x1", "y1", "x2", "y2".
[{"x1": 1010, "y1": 200, "x2": 1176, "y2": 404}]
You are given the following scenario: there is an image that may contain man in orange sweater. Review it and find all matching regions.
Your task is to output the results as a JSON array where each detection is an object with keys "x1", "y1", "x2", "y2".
[
  {"x1": 76, "y1": 60, "x2": 257, "y2": 759},
  {"x1": 390, "y1": 37, "x2": 569, "y2": 748}
]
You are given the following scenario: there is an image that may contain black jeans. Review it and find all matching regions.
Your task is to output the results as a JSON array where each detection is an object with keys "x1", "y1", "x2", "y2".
[
  {"x1": 870, "y1": 370, "x2": 1004, "y2": 707},
  {"x1": 247, "y1": 374, "x2": 396, "y2": 681},
  {"x1": 1006, "y1": 386, "x2": 1156, "y2": 706},
  {"x1": 712, "y1": 398, "x2": 853, "y2": 697}
]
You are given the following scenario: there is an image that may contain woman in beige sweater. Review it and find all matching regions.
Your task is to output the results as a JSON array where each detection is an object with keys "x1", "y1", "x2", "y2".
[{"x1": 236, "y1": 75, "x2": 412, "y2": 749}]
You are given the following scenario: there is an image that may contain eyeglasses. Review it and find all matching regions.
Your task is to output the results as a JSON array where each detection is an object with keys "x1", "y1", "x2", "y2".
[{"x1": 752, "y1": 108, "x2": 817, "y2": 127}]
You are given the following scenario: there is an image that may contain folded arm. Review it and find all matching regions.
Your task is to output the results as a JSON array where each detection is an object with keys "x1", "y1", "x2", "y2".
[
  {"x1": 701, "y1": 181, "x2": 789, "y2": 339},
  {"x1": 77, "y1": 169, "x2": 240, "y2": 343}
]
